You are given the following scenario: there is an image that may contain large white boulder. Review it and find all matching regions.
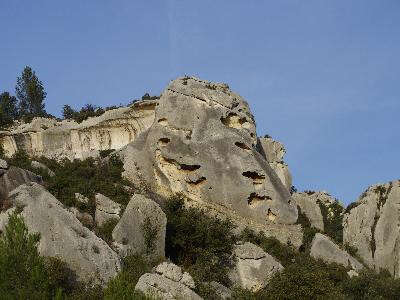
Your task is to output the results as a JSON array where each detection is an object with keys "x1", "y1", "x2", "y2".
[
  {"x1": 135, "y1": 262, "x2": 202, "y2": 300},
  {"x1": 95, "y1": 193, "x2": 121, "y2": 227},
  {"x1": 310, "y1": 233, "x2": 363, "y2": 272},
  {"x1": 230, "y1": 242, "x2": 283, "y2": 292},
  {"x1": 0, "y1": 183, "x2": 121, "y2": 285},
  {"x1": 292, "y1": 192, "x2": 325, "y2": 231},
  {"x1": 112, "y1": 194, "x2": 166, "y2": 260}
]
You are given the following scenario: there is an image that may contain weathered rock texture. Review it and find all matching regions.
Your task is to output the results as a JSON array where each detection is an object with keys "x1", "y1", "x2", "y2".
[
  {"x1": 310, "y1": 233, "x2": 363, "y2": 272},
  {"x1": 135, "y1": 262, "x2": 202, "y2": 300},
  {"x1": 95, "y1": 193, "x2": 121, "y2": 227},
  {"x1": 343, "y1": 180, "x2": 400, "y2": 277},
  {"x1": 0, "y1": 183, "x2": 121, "y2": 285},
  {"x1": 292, "y1": 192, "x2": 324, "y2": 231},
  {"x1": 122, "y1": 77, "x2": 298, "y2": 228},
  {"x1": 257, "y1": 137, "x2": 292, "y2": 191},
  {"x1": 0, "y1": 100, "x2": 157, "y2": 160},
  {"x1": 230, "y1": 242, "x2": 283, "y2": 292},
  {"x1": 0, "y1": 166, "x2": 43, "y2": 206},
  {"x1": 112, "y1": 194, "x2": 166, "y2": 260}
]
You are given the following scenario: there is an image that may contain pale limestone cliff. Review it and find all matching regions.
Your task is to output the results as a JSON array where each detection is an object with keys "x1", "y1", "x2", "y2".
[{"x1": 0, "y1": 100, "x2": 157, "y2": 161}]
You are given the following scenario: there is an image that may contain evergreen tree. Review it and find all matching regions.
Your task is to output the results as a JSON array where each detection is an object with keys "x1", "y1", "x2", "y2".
[
  {"x1": 62, "y1": 104, "x2": 75, "y2": 120},
  {"x1": 0, "y1": 92, "x2": 18, "y2": 127},
  {"x1": 15, "y1": 66, "x2": 47, "y2": 119}
]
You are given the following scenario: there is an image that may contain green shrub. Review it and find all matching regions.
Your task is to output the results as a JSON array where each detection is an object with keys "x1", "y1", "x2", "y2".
[
  {"x1": 7, "y1": 150, "x2": 51, "y2": 180},
  {"x1": 259, "y1": 254, "x2": 348, "y2": 299},
  {"x1": 142, "y1": 216, "x2": 158, "y2": 254},
  {"x1": 342, "y1": 269, "x2": 400, "y2": 299},
  {"x1": 104, "y1": 255, "x2": 153, "y2": 300},
  {"x1": 165, "y1": 195, "x2": 237, "y2": 287},
  {"x1": 0, "y1": 212, "x2": 65, "y2": 298},
  {"x1": 42, "y1": 154, "x2": 133, "y2": 212},
  {"x1": 95, "y1": 218, "x2": 119, "y2": 246},
  {"x1": 318, "y1": 200, "x2": 344, "y2": 245}
]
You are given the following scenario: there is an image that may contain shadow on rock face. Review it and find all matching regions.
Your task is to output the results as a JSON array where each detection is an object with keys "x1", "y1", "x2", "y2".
[{"x1": 122, "y1": 77, "x2": 298, "y2": 225}]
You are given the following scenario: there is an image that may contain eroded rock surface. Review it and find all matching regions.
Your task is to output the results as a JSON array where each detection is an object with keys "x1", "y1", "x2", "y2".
[
  {"x1": 0, "y1": 100, "x2": 157, "y2": 161},
  {"x1": 292, "y1": 192, "x2": 324, "y2": 231},
  {"x1": 343, "y1": 180, "x2": 400, "y2": 277},
  {"x1": 230, "y1": 242, "x2": 283, "y2": 292},
  {"x1": 257, "y1": 137, "x2": 292, "y2": 191},
  {"x1": 122, "y1": 77, "x2": 298, "y2": 227},
  {"x1": 95, "y1": 193, "x2": 121, "y2": 227},
  {"x1": 135, "y1": 262, "x2": 202, "y2": 300},
  {"x1": 0, "y1": 183, "x2": 121, "y2": 285},
  {"x1": 112, "y1": 194, "x2": 166, "y2": 260},
  {"x1": 0, "y1": 166, "x2": 43, "y2": 206},
  {"x1": 310, "y1": 233, "x2": 363, "y2": 272}
]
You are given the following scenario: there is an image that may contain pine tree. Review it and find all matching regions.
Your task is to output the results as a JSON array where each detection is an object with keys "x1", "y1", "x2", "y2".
[
  {"x1": 15, "y1": 66, "x2": 47, "y2": 120},
  {"x1": 0, "y1": 92, "x2": 18, "y2": 127},
  {"x1": 62, "y1": 104, "x2": 75, "y2": 120}
]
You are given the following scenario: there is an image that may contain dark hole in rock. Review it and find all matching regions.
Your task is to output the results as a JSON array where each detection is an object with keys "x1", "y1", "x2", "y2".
[
  {"x1": 180, "y1": 164, "x2": 201, "y2": 171},
  {"x1": 242, "y1": 171, "x2": 265, "y2": 180},
  {"x1": 235, "y1": 142, "x2": 251, "y2": 151}
]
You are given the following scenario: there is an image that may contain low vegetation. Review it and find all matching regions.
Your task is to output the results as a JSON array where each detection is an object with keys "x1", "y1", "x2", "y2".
[{"x1": 164, "y1": 195, "x2": 237, "y2": 288}]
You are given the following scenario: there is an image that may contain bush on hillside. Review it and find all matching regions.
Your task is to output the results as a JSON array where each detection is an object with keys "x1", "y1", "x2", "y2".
[
  {"x1": 165, "y1": 195, "x2": 237, "y2": 287},
  {"x1": 104, "y1": 254, "x2": 153, "y2": 300},
  {"x1": 318, "y1": 199, "x2": 344, "y2": 245},
  {"x1": 0, "y1": 212, "x2": 72, "y2": 298}
]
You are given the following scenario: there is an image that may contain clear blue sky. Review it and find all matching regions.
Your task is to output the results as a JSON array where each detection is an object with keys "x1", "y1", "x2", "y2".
[{"x1": 1, "y1": 1, "x2": 399, "y2": 205}]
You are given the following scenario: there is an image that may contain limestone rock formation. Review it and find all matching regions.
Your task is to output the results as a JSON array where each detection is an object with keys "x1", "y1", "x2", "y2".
[
  {"x1": 310, "y1": 233, "x2": 363, "y2": 272},
  {"x1": 230, "y1": 242, "x2": 284, "y2": 292},
  {"x1": 0, "y1": 166, "x2": 43, "y2": 206},
  {"x1": 0, "y1": 183, "x2": 121, "y2": 285},
  {"x1": 135, "y1": 262, "x2": 202, "y2": 300},
  {"x1": 292, "y1": 192, "x2": 324, "y2": 231},
  {"x1": 257, "y1": 137, "x2": 292, "y2": 191},
  {"x1": 343, "y1": 180, "x2": 400, "y2": 277},
  {"x1": 112, "y1": 194, "x2": 166, "y2": 260},
  {"x1": 122, "y1": 76, "x2": 298, "y2": 228},
  {"x1": 95, "y1": 193, "x2": 121, "y2": 227},
  {"x1": 0, "y1": 100, "x2": 157, "y2": 161}
]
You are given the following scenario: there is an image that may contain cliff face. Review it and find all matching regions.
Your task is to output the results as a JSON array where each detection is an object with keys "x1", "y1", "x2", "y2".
[{"x1": 0, "y1": 100, "x2": 157, "y2": 160}]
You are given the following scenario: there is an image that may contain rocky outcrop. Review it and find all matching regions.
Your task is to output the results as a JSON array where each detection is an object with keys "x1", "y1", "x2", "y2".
[
  {"x1": 112, "y1": 194, "x2": 166, "y2": 260},
  {"x1": 122, "y1": 77, "x2": 298, "y2": 228},
  {"x1": 0, "y1": 183, "x2": 121, "y2": 285},
  {"x1": 0, "y1": 165, "x2": 43, "y2": 206},
  {"x1": 310, "y1": 233, "x2": 363, "y2": 272},
  {"x1": 0, "y1": 100, "x2": 157, "y2": 161},
  {"x1": 343, "y1": 181, "x2": 400, "y2": 277},
  {"x1": 135, "y1": 262, "x2": 202, "y2": 300},
  {"x1": 95, "y1": 193, "x2": 121, "y2": 227},
  {"x1": 230, "y1": 242, "x2": 283, "y2": 292},
  {"x1": 292, "y1": 192, "x2": 324, "y2": 231},
  {"x1": 257, "y1": 137, "x2": 292, "y2": 191}
]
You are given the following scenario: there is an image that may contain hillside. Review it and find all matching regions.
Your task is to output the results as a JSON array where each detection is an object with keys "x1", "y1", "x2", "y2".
[{"x1": 0, "y1": 76, "x2": 399, "y2": 299}]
